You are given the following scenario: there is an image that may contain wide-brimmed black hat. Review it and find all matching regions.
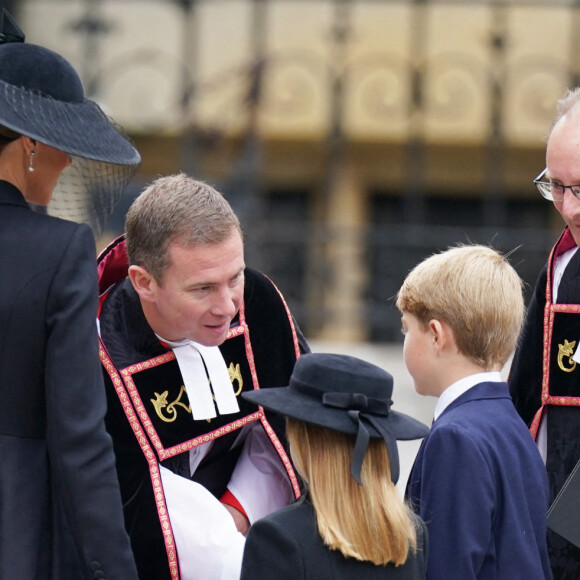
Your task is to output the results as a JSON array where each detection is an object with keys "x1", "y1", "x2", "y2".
[
  {"x1": 0, "y1": 42, "x2": 139, "y2": 165},
  {"x1": 243, "y1": 352, "x2": 429, "y2": 485},
  {"x1": 0, "y1": 19, "x2": 141, "y2": 237}
]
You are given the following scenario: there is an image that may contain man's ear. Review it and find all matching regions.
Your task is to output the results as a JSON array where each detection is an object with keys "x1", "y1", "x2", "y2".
[{"x1": 128, "y1": 265, "x2": 157, "y2": 302}]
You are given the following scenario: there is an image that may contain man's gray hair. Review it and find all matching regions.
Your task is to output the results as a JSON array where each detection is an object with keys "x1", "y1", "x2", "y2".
[
  {"x1": 549, "y1": 86, "x2": 580, "y2": 138},
  {"x1": 126, "y1": 173, "x2": 242, "y2": 282}
]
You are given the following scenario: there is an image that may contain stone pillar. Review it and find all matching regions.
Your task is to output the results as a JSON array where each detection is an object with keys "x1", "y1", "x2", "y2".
[{"x1": 314, "y1": 161, "x2": 368, "y2": 342}]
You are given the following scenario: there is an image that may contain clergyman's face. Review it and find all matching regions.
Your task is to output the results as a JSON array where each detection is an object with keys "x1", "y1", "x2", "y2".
[
  {"x1": 547, "y1": 114, "x2": 580, "y2": 246},
  {"x1": 149, "y1": 231, "x2": 245, "y2": 346}
]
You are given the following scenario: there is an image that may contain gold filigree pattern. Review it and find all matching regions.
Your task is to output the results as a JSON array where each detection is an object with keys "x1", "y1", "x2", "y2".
[
  {"x1": 557, "y1": 339, "x2": 577, "y2": 373},
  {"x1": 151, "y1": 386, "x2": 192, "y2": 423},
  {"x1": 228, "y1": 362, "x2": 243, "y2": 396},
  {"x1": 150, "y1": 361, "x2": 244, "y2": 423}
]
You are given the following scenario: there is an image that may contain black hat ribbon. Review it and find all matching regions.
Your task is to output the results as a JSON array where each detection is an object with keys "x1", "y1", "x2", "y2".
[{"x1": 322, "y1": 392, "x2": 400, "y2": 486}]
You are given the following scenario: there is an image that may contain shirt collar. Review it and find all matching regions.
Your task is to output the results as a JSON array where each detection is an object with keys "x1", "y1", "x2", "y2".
[
  {"x1": 433, "y1": 371, "x2": 503, "y2": 421},
  {"x1": 553, "y1": 246, "x2": 578, "y2": 304},
  {"x1": 155, "y1": 334, "x2": 239, "y2": 420}
]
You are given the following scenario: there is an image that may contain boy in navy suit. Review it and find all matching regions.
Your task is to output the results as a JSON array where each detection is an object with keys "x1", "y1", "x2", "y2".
[{"x1": 397, "y1": 244, "x2": 552, "y2": 580}]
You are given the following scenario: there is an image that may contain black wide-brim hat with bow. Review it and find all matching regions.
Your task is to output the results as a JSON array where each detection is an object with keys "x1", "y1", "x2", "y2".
[{"x1": 243, "y1": 352, "x2": 429, "y2": 485}]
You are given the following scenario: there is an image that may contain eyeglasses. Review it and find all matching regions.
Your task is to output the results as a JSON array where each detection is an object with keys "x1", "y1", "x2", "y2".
[{"x1": 534, "y1": 168, "x2": 580, "y2": 202}]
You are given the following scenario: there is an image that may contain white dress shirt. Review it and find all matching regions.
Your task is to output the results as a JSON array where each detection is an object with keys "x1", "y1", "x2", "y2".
[{"x1": 434, "y1": 371, "x2": 503, "y2": 422}]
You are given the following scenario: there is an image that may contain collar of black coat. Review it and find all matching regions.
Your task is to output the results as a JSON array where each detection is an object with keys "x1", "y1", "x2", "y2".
[{"x1": 0, "y1": 180, "x2": 28, "y2": 208}]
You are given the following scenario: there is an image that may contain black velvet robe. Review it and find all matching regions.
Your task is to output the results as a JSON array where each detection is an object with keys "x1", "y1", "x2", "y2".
[
  {"x1": 97, "y1": 236, "x2": 308, "y2": 580},
  {"x1": 509, "y1": 227, "x2": 580, "y2": 579}
]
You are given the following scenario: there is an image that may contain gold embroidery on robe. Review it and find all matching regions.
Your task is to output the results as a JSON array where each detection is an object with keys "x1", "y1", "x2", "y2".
[
  {"x1": 151, "y1": 362, "x2": 243, "y2": 422},
  {"x1": 558, "y1": 339, "x2": 577, "y2": 373},
  {"x1": 228, "y1": 363, "x2": 243, "y2": 396},
  {"x1": 151, "y1": 386, "x2": 191, "y2": 423}
]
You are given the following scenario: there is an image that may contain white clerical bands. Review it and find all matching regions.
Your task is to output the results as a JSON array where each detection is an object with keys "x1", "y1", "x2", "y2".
[{"x1": 158, "y1": 336, "x2": 240, "y2": 420}]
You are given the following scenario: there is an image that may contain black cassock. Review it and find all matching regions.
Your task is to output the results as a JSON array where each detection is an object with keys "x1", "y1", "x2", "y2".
[
  {"x1": 97, "y1": 235, "x2": 308, "y2": 580},
  {"x1": 509, "y1": 227, "x2": 580, "y2": 579}
]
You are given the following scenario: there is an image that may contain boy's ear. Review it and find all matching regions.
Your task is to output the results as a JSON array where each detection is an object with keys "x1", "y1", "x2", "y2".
[
  {"x1": 428, "y1": 319, "x2": 454, "y2": 354},
  {"x1": 128, "y1": 265, "x2": 157, "y2": 302}
]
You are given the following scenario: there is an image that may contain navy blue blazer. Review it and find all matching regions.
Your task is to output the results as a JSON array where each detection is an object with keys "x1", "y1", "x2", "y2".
[
  {"x1": 0, "y1": 181, "x2": 137, "y2": 579},
  {"x1": 241, "y1": 497, "x2": 428, "y2": 580},
  {"x1": 406, "y1": 381, "x2": 551, "y2": 580}
]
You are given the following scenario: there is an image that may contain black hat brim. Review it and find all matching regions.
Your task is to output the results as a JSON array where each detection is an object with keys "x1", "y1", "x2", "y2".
[
  {"x1": 0, "y1": 80, "x2": 140, "y2": 165},
  {"x1": 243, "y1": 386, "x2": 429, "y2": 441}
]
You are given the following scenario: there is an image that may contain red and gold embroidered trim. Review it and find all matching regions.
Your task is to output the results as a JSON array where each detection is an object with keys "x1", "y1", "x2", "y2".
[
  {"x1": 240, "y1": 279, "x2": 302, "y2": 499},
  {"x1": 533, "y1": 229, "x2": 580, "y2": 440},
  {"x1": 260, "y1": 413, "x2": 301, "y2": 499},
  {"x1": 99, "y1": 342, "x2": 180, "y2": 580},
  {"x1": 263, "y1": 274, "x2": 302, "y2": 361},
  {"x1": 119, "y1": 350, "x2": 261, "y2": 460}
]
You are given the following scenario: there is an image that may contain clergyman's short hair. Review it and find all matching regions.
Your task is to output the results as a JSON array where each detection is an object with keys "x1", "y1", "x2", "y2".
[
  {"x1": 396, "y1": 244, "x2": 524, "y2": 369},
  {"x1": 548, "y1": 86, "x2": 580, "y2": 138},
  {"x1": 125, "y1": 173, "x2": 242, "y2": 282}
]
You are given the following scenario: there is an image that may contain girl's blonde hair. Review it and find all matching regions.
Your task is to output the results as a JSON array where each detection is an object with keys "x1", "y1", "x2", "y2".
[{"x1": 287, "y1": 418, "x2": 418, "y2": 566}]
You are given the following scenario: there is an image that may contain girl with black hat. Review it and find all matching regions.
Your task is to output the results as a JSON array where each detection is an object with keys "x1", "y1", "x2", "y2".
[
  {"x1": 0, "y1": 12, "x2": 140, "y2": 580},
  {"x1": 240, "y1": 352, "x2": 430, "y2": 579}
]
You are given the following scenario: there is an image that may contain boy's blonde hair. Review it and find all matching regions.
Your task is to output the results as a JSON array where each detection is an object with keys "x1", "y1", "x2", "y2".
[
  {"x1": 396, "y1": 244, "x2": 524, "y2": 369},
  {"x1": 287, "y1": 418, "x2": 419, "y2": 566}
]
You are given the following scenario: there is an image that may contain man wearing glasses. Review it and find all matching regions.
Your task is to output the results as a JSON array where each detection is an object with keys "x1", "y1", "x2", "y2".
[{"x1": 509, "y1": 87, "x2": 580, "y2": 578}]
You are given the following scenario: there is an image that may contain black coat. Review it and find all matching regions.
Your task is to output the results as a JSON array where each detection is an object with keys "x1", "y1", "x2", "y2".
[
  {"x1": 0, "y1": 181, "x2": 137, "y2": 580},
  {"x1": 241, "y1": 497, "x2": 428, "y2": 580}
]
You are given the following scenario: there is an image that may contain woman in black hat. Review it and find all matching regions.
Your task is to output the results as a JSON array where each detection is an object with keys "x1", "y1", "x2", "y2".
[
  {"x1": 0, "y1": 14, "x2": 140, "y2": 580},
  {"x1": 240, "y1": 352, "x2": 430, "y2": 579}
]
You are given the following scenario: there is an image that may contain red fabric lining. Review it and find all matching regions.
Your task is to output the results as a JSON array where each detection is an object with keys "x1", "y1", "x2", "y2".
[
  {"x1": 97, "y1": 235, "x2": 129, "y2": 294},
  {"x1": 220, "y1": 489, "x2": 248, "y2": 519}
]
